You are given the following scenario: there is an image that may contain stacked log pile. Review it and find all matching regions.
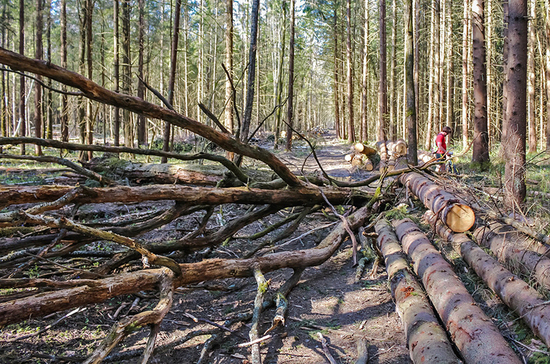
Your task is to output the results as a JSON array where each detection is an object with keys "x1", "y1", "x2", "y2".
[
  {"x1": 344, "y1": 143, "x2": 377, "y2": 171},
  {"x1": 376, "y1": 139, "x2": 407, "y2": 172},
  {"x1": 344, "y1": 139, "x2": 407, "y2": 172}
]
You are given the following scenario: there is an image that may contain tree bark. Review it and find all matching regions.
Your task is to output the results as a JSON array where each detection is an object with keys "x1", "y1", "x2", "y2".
[
  {"x1": 121, "y1": 0, "x2": 131, "y2": 147},
  {"x1": 527, "y1": 0, "x2": 536, "y2": 153},
  {"x1": 225, "y1": 0, "x2": 234, "y2": 137},
  {"x1": 504, "y1": 0, "x2": 528, "y2": 209},
  {"x1": 405, "y1": 0, "x2": 417, "y2": 165},
  {"x1": 34, "y1": 0, "x2": 44, "y2": 156},
  {"x1": 400, "y1": 172, "x2": 475, "y2": 232},
  {"x1": 333, "y1": 10, "x2": 341, "y2": 140},
  {"x1": 162, "y1": 0, "x2": 181, "y2": 163},
  {"x1": 0, "y1": 184, "x2": 372, "y2": 208},
  {"x1": 137, "y1": 0, "x2": 146, "y2": 146},
  {"x1": 361, "y1": 3, "x2": 369, "y2": 142},
  {"x1": 546, "y1": 0, "x2": 550, "y2": 150},
  {"x1": 427, "y1": 212, "x2": 550, "y2": 348},
  {"x1": 285, "y1": 0, "x2": 295, "y2": 151},
  {"x1": 393, "y1": 218, "x2": 522, "y2": 364},
  {"x1": 346, "y1": 0, "x2": 355, "y2": 143},
  {"x1": 472, "y1": 0, "x2": 489, "y2": 163},
  {"x1": 461, "y1": 0, "x2": 470, "y2": 150},
  {"x1": 241, "y1": 0, "x2": 260, "y2": 143},
  {"x1": 378, "y1": 0, "x2": 388, "y2": 141},
  {"x1": 375, "y1": 219, "x2": 460, "y2": 363},
  {"x1": 113, "y1": 0, "x2": 120, "y2": 146},
  {"x1": 18, "y1": 0, "x2": 25, "y2": 155}
]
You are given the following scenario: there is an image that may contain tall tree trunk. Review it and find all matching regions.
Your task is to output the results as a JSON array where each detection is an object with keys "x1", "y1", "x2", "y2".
[
  {"x1": 472, "y1": 0, "x2": 489, "y2": 163},
  {"x1": 78, "y1": 1, "x2": 86, "y2": 151},
  {"x1": 34, "y1": 0, "x2": 43, "y2": 156},
  {"x1": 137, "y1": 0, "x2": 146, "y2": 146},
  {"x1": 527, "y1": 0, "x2": 536, "y2": 153},
  {"x1": 446, "y1": 0, "x2": 454, "y2": 133},
  {"x1": 285, "y1": 0, "x2": 295, "y2": 151},
  {"x1": 60, "y1": 0, "x2": 68, "y2": 142},
  {"x1": 19, "y1": 0, "x2": 25, "y2": 155},
  {"x1": 346, "y1": 0, "x2": 355, "y2": 142},
  {"x1": 161, "y1": 0, "x2": 181, "y2": 163},
  {"x1": 225, "y1": 0, "x2": 234, "y2": 137},
  {"x1": 462, "y1": 0, "x2": 471, "y2": 149},
  {"x1": 333, "y1": 11, "x2": 341, "y2": 140},
  {"x1": 504, "y1": 0, "x2": 528, "y2": 209},
  {"x1": 378, "y1": 0, "x2": 387, "y2": 141},
  {"x1": 274, "y1": 7, "x2": 287, "y2": 149},
  {"x1": 389, "y1": 0, "x2": 397, "y2": 140},
  {"x1": 241, "y1": 0, "x2": 260, "y2": 143},
  {"x1": 85, "y1": 0, "x2": 93, "y2": 160},
  {"x1": 546, "y1": 0, "x2": 550, "y2": 150},
  {"x1": 405, "y1": 0, "x2": 417, "y2": 165},
  {"x1": 425, "y1": 0, "x2": 437, "y2": 150},
  {"x1": 0, "y1": 2, "x2": 6, "y2": 139},
  {"x1": 361, "y1": 0, "x2": 369, "y2": 142},
  {"x1": 486, "y1": 0, "x2": 492, "y2": 147},
  {"x1": 45, "y1": 0, "x2": 53, "y2": 140},
  {"x1": 121, "y1": 0, "x2": 131, "y2": 147},
  {"x1": 113, "y1": 0, "x2": 120, "y2": 146},
  {"x1": 500, "y1": 0, "x2": 509, "y2": 155}
]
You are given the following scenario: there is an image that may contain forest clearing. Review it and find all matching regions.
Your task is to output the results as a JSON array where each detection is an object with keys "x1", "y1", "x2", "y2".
[{"x1": 2, "y1": 0, "x2": 550, "y2": 362}]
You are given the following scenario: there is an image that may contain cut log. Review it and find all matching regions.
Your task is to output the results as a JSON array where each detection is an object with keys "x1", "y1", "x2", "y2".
[
  {"x1": 425, "y1": 210, "x2": 550, "y2": 348},
  {"x1": 0, "y1": 184, "x2": 372, "y2": 208},
  {"x1": 345, "y1": 153, "x2": 354, "y2": 162},
  {"x1": 354, "y1": 143, "x2": 377, "y2": 156},
  {"x1": 391, "y1": 139, "x2": 407, "y2": 157},
  {"x1": 363, "y1": 159, "x2": 373, "y2": 171},
  {"x1": 472, "y1": 221, "x2": 550, "y2": 291},
  {"x1": 400, "y1": 172, "x2": 475, "y2": 232},
  {"x1": 351, "y1": 154, "x2": 364, "y2": 167},
  {"x1": 393, "y1": 218, "x2": 522, "y2": 364},
  {"x1": 417, "y1": 151, "x2": 435, "y2": 165},
  {"x1": 0, "y1": 204, "x2": 372, "y2": 326},
  {"x1": 375, "y1": 219, "x2": 460, "y2": 363}
]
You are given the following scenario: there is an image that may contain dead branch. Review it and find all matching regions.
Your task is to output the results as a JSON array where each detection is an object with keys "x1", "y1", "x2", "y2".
[
  {"x1": 0, "y1": 137, "x2": 249, "y2": 183},
  {"x1": 0, "y1": 205, "x2": 370, "y2": 326},
  {"x1": 249, "y1": 266, "x2": 269, "y2": 364},
  {"x1": 0, "y1": 153, "x2": 115, "y2": 186},
  {"x1": 0, "y1": 48, "x2": 301, "y2": 186},
  {"x1": 84, "y1": 268, "x2": 174, "y2": 364},
  {"x1": 317, "y1": 332, "x2": 338, "y2": 364}
]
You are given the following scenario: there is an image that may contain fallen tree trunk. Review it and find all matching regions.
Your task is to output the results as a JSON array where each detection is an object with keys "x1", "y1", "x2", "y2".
[
  {"x1": 425, "y1": 210, "x2": 550, "y2": 348},
  {"x1": 375, "y1": 219, "x2": 460, "y2": 364},
  {"x1": 0, "y1": 184, "x2": 372, "y2": 208},
  {"x1": 393, "y1": 218, "x2": 521, "y2": 364},
  {"x1": 0, "y1": 204, "x2": 372, "y2": 326},
  {"x1": 353, "y1": 143, "x2": 377, "y2": 157},
  {"x1": 400, "y1": 172, "x2": 475, "y2": 232},
  {"x1": 472, "y1": 221, "x2": 550, "y2": 291}
]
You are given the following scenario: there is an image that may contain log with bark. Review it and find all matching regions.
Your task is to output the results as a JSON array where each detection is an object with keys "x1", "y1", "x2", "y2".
[
  {"x1": 472, "y1": 221, "x2": 550, "y2": 291},
  {"x1": 353, "y1": 143, "x2": 377, "y2": 156},
  {"x1": 393, "y1": 218, "x2": 522, "y2": 364},
  {"x1": 400, "y1": 172, "x2": 475, "y2": 232},
  {"x1": 375, "y1": 219, "x2": 460, "y2": 363},
  {"x1": 425, "y1": 210, "x2": 550, "y2": 348},
  {"x1": 0, "y1": 184, "x2": 372, "y2": 208}
]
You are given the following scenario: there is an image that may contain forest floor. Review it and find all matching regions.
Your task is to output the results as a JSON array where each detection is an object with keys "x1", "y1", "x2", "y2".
[{"x1": 2, "y1": 131, "x2": 550, "y2": 363}]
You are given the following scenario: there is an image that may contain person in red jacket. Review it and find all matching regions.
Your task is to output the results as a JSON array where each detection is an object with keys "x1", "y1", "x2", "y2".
[{"x1": 435, "y1": 126, "x2": 452, "y2": 172}]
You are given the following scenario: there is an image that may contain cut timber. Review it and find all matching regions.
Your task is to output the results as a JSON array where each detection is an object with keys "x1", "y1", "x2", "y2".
[
  {"x1": 417, "y1": 151, "x2": 435, "y2": 165},
  {"x1": 425, "y1": 210, "x2": 550, "y2": 347},
  {"x1": 0, "y1": 184, "x2": 372, "y2": 207},
  {"x1": 375, "y1": 219, "x2": 460, "y2": 363},
  {"x1": 345, "y1": 153, "x2": 354, "y2": 162},
  {"x1": 354, "y1": 143, "x2": 377, "y2": 156},
  {"x1": 392, "y1": 139, "x2": 407, "y2": 157},
  {"x1": 472, "y1": 221, "x2": 550, "y2": 291},
  {"x1": 0, "y1": 204, "x2": 372, "y2": 326},
  {"x1": 351, "y1": 155, "x2": 364, "y2": 167},
  {"x1": 363, "y1": 159, "x2": 373, "y2": 171},
  {"x1": 400, "y1": 172, "x2": 475, "y2": 232},
  {"x1": 393, "y1": 218, "x2": 522, "y2": 364}
]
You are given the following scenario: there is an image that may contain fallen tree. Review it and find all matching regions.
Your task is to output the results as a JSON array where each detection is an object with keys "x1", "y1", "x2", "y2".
[
  {"x1": 400, "y1": 172, "x2": 475, "y2": 232},
  {"x1": 0, "y1": 204, "x2": 372, "y2": 327},
  {"x1": 393, "y1": 218, "x2": 522, "y2": 364},
  {"x1": 375, "y1": 219, "x2": 460, "y2": 363},
  {"x1": 472, "y1": 221, "x2": 550, "y2": 291}
]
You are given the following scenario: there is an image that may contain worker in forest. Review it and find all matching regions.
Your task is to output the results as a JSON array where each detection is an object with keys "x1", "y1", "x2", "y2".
[{"x1": 435, "y1": 126, "x2": 452, "y2": 172}]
